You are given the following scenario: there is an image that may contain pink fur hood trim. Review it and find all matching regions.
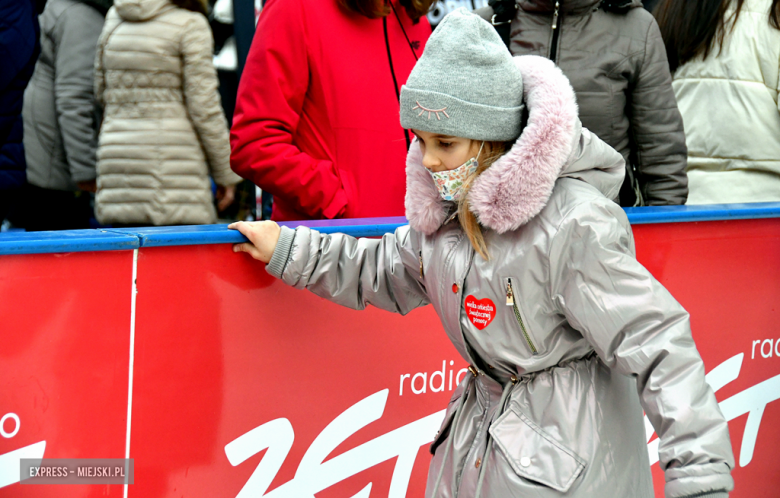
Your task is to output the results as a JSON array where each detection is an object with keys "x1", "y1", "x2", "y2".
[{"x1": 405, "y1": 56, "x2": 579, "y2": 234}]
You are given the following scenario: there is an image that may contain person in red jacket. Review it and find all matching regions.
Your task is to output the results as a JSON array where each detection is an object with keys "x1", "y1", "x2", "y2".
[{"x1": 230, "y1": 0, "x2": 432, "y2": 221}]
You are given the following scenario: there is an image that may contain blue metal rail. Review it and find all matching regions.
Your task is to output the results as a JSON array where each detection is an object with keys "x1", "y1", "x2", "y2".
[{"x1": 1, "y1": 203, "x2": 779, "y2": 256}]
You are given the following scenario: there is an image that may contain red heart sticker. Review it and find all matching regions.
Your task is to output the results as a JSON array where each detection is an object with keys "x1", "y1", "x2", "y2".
[{"x1": 465, "y1": 295, "x2": 496, "y2": 330}]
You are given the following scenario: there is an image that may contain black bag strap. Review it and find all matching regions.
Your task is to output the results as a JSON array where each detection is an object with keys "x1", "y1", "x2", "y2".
[{"x1": 488, "y1": 0, "x2": 516, "y2": 50}]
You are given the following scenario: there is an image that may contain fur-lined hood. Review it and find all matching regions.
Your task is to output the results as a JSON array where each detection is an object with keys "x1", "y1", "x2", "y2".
[{"x1": 405, "y1": 55, "x2": 625, "y2": 235}]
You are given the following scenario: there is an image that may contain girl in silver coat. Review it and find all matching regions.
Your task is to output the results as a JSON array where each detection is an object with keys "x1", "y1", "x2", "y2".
[{"x1": 230, "y1": 9, "x2": 734, "y2": 498}]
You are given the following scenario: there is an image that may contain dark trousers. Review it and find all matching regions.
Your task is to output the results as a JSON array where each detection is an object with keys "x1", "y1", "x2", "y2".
[
  {"x1": 7, "y1": 183, "x2": 92, "y2": 231},
  {"x1": 0, "y1": 187, "x2": 21, "y2": 223}
]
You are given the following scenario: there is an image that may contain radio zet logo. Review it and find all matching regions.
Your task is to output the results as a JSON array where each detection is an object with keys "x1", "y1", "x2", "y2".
[{"x1": 225, "y1": 351, "x2": 780, "y2": 498}]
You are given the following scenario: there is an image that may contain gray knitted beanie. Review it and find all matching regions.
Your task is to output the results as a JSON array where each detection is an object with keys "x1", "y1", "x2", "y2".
[{"x1": 400, "y1": 8, "x2": 524, "y2": 141}]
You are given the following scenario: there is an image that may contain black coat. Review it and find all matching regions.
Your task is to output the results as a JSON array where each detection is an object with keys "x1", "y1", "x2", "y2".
[
  {"x1": 0, "y1": 0, "x2": 39, "y2": 190},
  {"x1": 480, "y1": 0, "x2": 688, "y2": 206}
]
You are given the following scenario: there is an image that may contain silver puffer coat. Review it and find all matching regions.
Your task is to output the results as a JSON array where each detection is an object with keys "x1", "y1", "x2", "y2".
[{"x1": 264, "y1": 57, "x2": 733, "y2": 497}]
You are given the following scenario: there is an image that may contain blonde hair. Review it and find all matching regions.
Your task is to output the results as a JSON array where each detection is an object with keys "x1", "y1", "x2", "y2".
[{"x1": 457, "y1": 141, "x2": 512, "y2": 260}]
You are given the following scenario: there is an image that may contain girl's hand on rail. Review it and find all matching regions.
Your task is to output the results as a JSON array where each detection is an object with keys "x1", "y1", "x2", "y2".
[{"x1": 228, "y1": 221, "x2": 281, "y2": 263}]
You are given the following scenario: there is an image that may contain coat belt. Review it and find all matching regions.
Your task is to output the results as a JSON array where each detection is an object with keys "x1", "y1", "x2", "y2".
[{"x1": 430, "y1": 365, "x2": 519, "y2": 498}]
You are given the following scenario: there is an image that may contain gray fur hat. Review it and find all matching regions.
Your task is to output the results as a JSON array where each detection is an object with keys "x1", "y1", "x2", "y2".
[{"x1": 399, "y1": 8, "x2": 524, "y2": 141}]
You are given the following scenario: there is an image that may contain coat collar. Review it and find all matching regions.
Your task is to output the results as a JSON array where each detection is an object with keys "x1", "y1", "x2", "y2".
[
  {"x1": 518, "y1": 0, "x2": 601, "y2": 16},
  {"x1": 405, "y1": 55, "x2": 579, "y2": 235}
]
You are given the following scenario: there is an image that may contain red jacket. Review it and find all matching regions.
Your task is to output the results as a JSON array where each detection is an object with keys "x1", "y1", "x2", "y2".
[{"x1": 230, "y1": 0, "x2": 430, "y2": 221}]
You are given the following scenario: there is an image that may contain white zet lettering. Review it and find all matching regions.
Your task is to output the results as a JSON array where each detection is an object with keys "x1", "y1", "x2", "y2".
[
  {"x1": 0, "y1": 440, "x2": 46, "y2": 489},
  {"x1": 225, "y1": 389, "x2": 445, "y2": 498},
  {"x1": 646, "y1": 353, "x2": 780, "y2": 467}
]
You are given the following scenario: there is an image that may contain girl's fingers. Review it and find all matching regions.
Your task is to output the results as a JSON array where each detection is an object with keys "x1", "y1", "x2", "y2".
[
  {"x1": 230, "y1": 221, "x2": 253, "y2": 238},
  {"x1": 233, "y1": 242, "x2": 263, "y2": 260},
  {"x1": 233, "y1": 243, "x2": 253, "y2": 254},
  {"x1": 229, "y1": 220, "x2": 251, "y2": 231}
]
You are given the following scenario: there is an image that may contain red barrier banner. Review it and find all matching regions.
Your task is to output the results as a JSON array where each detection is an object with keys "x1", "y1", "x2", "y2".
[
  {"x1": 1, "y1": 218, "x2": 779, "y2": 497},
  {"x1": 0, "y1": 251, "x2": 132, "y2": 497}
]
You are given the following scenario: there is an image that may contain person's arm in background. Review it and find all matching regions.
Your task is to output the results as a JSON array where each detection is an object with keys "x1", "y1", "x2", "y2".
[
  {"x1": 230, "y1": 0, "x2": 348, "y2": 219},
  {"x1": 628, "y1": 17, "x2": 688, "y2": 205},
  {"x1": 54, "y1": 3, "x2": 104, "y2": 191},
  {"x1": 180, "y1": 13, "x2": 241, "y2": 211}
]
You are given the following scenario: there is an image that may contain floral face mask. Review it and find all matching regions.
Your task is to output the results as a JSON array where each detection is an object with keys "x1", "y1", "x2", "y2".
[{"x1": 429, "y1": 142, "x2": 484, "y2": 202}]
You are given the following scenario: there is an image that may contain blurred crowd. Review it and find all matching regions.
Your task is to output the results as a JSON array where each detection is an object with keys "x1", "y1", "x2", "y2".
[{"x1": 1, "y1": 0, "x2": 778, "y2": 231}]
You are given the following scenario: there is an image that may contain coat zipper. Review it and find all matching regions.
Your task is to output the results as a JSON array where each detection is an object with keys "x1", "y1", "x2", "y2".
[
  {"x1": 506, "y1": 279, "x2": 538, "y2": 355},
  {"x1": 419, "y1": 251, "x2": 424, "y2": 279},
  {"x1": 549, "y1": 1, "x2": 562, "y2": 63}
]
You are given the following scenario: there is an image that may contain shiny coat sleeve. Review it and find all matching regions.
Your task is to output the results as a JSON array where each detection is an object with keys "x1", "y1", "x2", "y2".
[
  {"x1": 629, "y1": 18, "x2": 688, "y2": 206},
  {"x1": 229, "y1": 0, "x2": 348, "y2": 219},
  {"x1": 548, "y1": 199, "x2": 734, "y2": 498},
  {"x1": 267, "y1": 225, "x2": 428, "y2": 315}
]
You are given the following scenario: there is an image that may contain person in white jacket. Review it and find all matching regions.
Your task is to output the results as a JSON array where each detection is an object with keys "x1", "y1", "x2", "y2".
[{"x1": 655, "y1": 0, "x2": 780, "y2": 204}]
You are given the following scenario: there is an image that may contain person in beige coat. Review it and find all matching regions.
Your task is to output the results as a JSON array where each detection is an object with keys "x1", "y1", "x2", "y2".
[
  {"x1": 94, "y1": 0, "x2": 241, "y2": 226},
  {"x1": 655, "y1": 0, "x2": 780, "y2": 204}
]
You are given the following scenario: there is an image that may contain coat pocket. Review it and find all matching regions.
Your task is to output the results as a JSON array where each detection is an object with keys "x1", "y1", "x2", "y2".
[
  {"x1": 489, "y1": 402, "x2": 586, "y2": 493},
  {"x1": 429, "y1": 389, "x2": 464, "y2": 455}
]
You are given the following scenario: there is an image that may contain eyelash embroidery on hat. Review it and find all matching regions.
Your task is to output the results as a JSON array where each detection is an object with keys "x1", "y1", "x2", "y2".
[{"x1": 413, "y1": 101, "x2": 450, "y2": 120}]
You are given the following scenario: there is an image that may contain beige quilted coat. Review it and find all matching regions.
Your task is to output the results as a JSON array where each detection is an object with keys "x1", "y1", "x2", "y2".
[{"x1": 94, "y1": 0, "x2": 240, "y2": 226}]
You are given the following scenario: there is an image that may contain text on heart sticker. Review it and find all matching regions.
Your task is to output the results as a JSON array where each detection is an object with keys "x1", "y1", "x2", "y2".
[{"x1": 465, "y1": 295, "x2": 496, "y2": 330}]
